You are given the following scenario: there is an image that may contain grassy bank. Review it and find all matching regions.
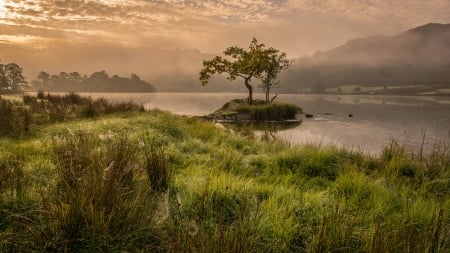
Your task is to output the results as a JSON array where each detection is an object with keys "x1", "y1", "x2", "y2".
[{"x1": 1, "y1": 95, "x2": 449, "y2": 252}]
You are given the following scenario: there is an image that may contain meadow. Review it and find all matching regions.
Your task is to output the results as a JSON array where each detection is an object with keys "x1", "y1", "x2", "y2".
[{"x1": 0, "y1": 93, "x2": 449, "y2": 252}]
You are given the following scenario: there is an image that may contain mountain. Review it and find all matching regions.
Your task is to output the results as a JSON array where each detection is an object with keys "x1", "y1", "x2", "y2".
[{"x1": 281, "y1": 23, "x2": 450, "y2": 94}]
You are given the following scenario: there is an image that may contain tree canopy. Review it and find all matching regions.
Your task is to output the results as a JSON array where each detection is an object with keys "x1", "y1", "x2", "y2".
[
  {"x1": 0, "y1": 61, "x2": 27, "y2": 92},
  {"x1": 199, "y1": 38, "x2": 289, "y2": 104},
  {"x1": 259, "y1": 53, "x2": 290, "y2": 103}
]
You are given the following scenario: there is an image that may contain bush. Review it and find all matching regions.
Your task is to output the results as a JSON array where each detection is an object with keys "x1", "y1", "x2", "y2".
[
  {"x1": 0, "y1": 98, "x2": 31, "y2": 137},
  {"x1": 237, "y1": 102, "x2": 301, "y2": 121}
]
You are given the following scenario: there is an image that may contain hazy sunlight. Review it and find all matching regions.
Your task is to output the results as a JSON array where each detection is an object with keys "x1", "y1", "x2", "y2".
[{"x1": 0, "y1": 0, "x2": 5, "y2": 19}]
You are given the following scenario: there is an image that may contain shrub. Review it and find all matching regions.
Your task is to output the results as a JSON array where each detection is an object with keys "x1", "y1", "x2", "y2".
[
  {"x1": 37, "y1": 90, "x2": 45, "y2": 99},
  {"x1": 237, "y1": 102, "x2": 301, "y2": 121}
]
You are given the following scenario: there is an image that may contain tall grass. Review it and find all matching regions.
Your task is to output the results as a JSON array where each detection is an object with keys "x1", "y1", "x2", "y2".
[
  {"x1": 0, "y1": 98, "x2": 31, "y2": 137},
  {"x1": 0, "y1": 153, "x2": 25, "y2": 200},
  {"x1": 0, "y1": 109, "x2": 449, "y2": 252},
  {"x1": 145, "y1": 142, "x2": 171, "y2": 192},
  {"x1": 0, "y1": 92, "x2": 144, "y2": 137},
  {"x1": 36, "y1": 133, "x2": 157, "y2": 251}
]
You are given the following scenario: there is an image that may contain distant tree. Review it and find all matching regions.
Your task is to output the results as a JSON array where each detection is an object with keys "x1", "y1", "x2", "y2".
[
  {"x1": 259, "y1": 54, "x2": 290, "y2": 103},
  {"x1": 90, "y1": 70, "x2": 109, "y2": 82},
  {"x1": 130, "y1": 74, "x2": 141, "y2": 82},
  {"x1": 353, "y1": 86, "x2": 362, "y2": 93},
  {"x1": 59, "y1": 72, "x2": 69, "y2": 80},
  {"x1": 50, "y1": 74, "x2": 59, "y2": 85},
  {"x1": 69, "y1": 72, "x2": 82, "y2": 83},
  {"x1": 0, "y1": 63, "x2": 8, "y2": 90},
  {"x1": 200, "y1": 38, "x2": 289, "y2": 104},
  {"x1": 5, "y1": 63, "x2": 27, "y2": 91},
  {"x1": 37, "y1": 71, "x2": 50, "y2": 85}
]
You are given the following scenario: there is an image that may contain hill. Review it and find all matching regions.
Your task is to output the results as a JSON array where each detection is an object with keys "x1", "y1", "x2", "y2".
[{"x1": 281, "y1": 23, "x2": 450, "y2": 94}]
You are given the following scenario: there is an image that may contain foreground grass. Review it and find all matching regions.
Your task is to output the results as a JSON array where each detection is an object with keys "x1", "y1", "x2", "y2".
[{"x1": 1, "y1": 108, "x2": 449, "y2": 252}]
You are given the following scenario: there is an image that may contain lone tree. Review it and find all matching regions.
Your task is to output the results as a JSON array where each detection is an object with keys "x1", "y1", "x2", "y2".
[
  {"x1": 260, "y1": 54, "x2": 290, "y2": 103},
  {"x1": 5, "y1": 63, "x2": 27, "y2": 91},
  {"x1": 200, "y1": 38, "x2": 289, "y2": 104}
]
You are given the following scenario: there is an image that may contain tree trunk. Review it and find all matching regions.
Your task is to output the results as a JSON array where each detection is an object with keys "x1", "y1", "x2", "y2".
[
  {"x1": 265, "y1": 89, "x2": 270, "y2": 104},
  {"x1": 244, "y1": 77, "x2": 253, "y2": 104}
]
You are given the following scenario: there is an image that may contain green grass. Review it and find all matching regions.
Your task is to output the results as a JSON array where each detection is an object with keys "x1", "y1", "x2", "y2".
[
  {"x1": 0, "y1": 95, "x2": 449, "y2": 252},
  {"x1": 237, "y1": 102, "x2": 302, "y2": 121},
  {"x1": 212, "y1": 98, "x2": 302, "y2": 121}
]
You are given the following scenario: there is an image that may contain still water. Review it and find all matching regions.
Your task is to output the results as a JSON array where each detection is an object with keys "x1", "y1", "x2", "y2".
[{"x1": 80, "y1": 92, "x2": 450, "y2": 154}]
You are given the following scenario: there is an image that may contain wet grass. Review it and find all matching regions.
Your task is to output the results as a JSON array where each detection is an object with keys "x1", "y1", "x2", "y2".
[{"x1": 0, "y1": 94, "x2": 449, "y2": 252}]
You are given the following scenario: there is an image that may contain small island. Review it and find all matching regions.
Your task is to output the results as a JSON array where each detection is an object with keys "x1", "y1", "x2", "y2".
[
  {"x1": 208, "y1": 98, "x2": 302, "y2": 123},
  {"x1": 199, "y1": 39, "x2": 302, "y2": 125}
]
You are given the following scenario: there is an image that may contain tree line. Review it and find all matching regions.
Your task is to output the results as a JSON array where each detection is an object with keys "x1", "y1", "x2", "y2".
[
  {"x1": 0, "y1": 61, "x2": 27, "y2": 92},
  {"x1": 32, "y1": 70, "x2": 155, "y2": 92}
]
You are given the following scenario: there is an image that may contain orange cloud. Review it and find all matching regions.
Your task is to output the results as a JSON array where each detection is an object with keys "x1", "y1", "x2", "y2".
[{"x1": 0, "y1": 0, "x2": 449, "y2": 57}]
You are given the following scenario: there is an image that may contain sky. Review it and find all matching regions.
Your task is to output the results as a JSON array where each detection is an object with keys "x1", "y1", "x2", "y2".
[{"x1": 1, "y1": 0, "x2": 450, "y2": 83}]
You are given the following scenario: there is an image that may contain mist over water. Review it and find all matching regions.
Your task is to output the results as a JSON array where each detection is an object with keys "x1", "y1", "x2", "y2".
[
  {"x1": 77, "y1": 92, "x2": 450, "y2": 154},
  {"x1": 279, "y1": 94, "x2": 450, "y2": 153}
]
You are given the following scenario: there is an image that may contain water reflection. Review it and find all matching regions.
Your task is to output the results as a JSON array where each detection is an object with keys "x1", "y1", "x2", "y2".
[
  {"x1": 279, "y1": 94, "x2": 450, "y2": 153},
  {"x1": 221, "y1": 120, "x2": 303, "y2": 142},
  {"x1": 72, "y1": 92, "x2": 450, "y2": 153}
]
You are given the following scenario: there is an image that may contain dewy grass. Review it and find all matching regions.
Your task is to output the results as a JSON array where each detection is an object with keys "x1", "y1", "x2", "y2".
[
  {"x1": 144, "y1": 142, "x2": 171, "y2": 192},
  {"x1": 0, "y1": 108, "x2": 449, "y2": 252}
]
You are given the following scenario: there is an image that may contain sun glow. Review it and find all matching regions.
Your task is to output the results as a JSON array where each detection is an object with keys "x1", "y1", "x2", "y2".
[{"x1": 0, "y1": 0, "x2": 5, "y2": 19}]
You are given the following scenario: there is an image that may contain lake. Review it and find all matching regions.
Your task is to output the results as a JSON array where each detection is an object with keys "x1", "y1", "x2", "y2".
[{"x1": 77, "y1": 92, "x2": 450, "y2": 154}]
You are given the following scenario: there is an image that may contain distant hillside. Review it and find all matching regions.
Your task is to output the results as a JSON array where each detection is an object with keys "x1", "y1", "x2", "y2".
[{"x1": 281, "y1": 23, "x2": 450, "y2": 94}]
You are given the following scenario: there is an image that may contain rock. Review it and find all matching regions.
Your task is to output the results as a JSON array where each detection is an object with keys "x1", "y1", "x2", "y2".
[{"x1": 305, "y1": 113, "x2": 314, "y2": 118}]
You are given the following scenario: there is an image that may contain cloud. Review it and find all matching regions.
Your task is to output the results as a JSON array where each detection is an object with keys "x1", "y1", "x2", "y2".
[
  {"x1": 287, "y1": 0, "x2": 450, "y2": 28},
  {"x1": 1, "y1": 0, "x2": 450, "y2": 57}
]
